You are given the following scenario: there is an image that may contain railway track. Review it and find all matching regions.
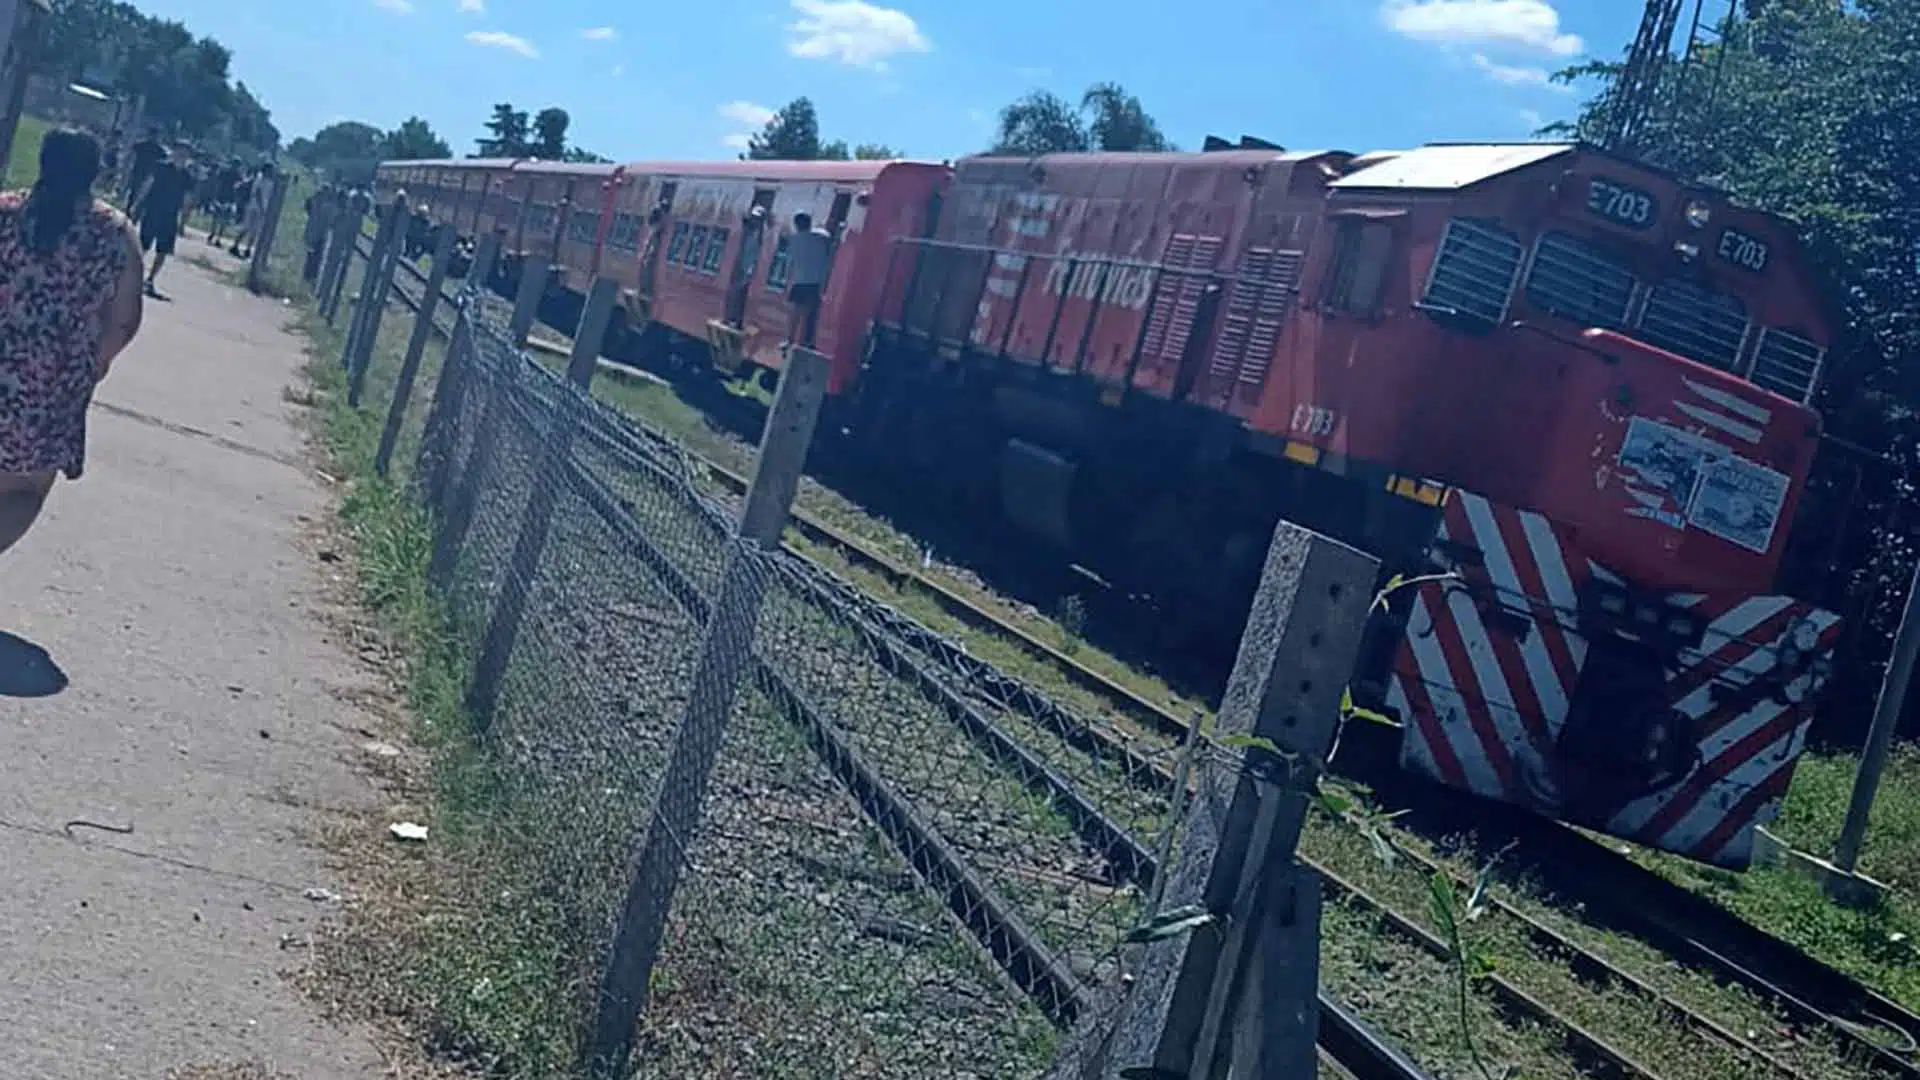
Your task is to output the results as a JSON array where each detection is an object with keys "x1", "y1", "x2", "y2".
[{"x1": 383, "y1": 266, "x2": 1920, "y2": 1080}]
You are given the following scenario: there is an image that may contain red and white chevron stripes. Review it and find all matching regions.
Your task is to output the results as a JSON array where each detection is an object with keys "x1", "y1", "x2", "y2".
[{"x1": 1392, "y1": 491, "x2": 1839, "y2": 869}]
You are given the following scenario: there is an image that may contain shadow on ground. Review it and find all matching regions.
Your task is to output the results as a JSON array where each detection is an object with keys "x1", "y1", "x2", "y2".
[{"x1": 0, "y1": 631, "x2": 68, "y2": 698}]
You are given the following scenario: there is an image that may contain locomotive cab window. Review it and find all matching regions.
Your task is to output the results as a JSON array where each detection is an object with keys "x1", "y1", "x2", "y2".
[
  {"x1": 1421, "y1": 217, "x2": 1523, "y2": 325},
  {"x1": 1324, "y1": 217, "x2": 1396, "y2": 316}
]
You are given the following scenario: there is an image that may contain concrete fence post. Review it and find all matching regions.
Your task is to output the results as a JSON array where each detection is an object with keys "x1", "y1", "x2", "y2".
[
  {"x1": 426, "y1": 254, "x2": 550, "y2": 591},
  {"x1": 587, "y1": 345, "x2": 832, "y2": 1079},
  {"x1": 1045, "y1": 522, "x2": 1379, "y2": 1080},
  {"x1": 318, "y1": 209, "x2": 360, "y2": 322},
  {"x1": 417, "y1": 231, "x2": 502, "y2": 509},
  {"x1": 374, "y1": 224, "x2": 458, "y2": 477},
  {"x1": 463, "y1": 276, "x2": 620, "y2": 729},
  {"x1": 340, "y1": 198, "x2": 403, "y2": 375},
  {"x1": 246, "y1": 173, "x2": 291, "y2": 295},
  {"x1": 347, "y1": 199, "x2": 413, "y2": 407}
]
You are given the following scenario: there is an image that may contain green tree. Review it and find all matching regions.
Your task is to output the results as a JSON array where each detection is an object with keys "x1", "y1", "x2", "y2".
[
  {"x1": 381, "y1": 116, "x2": 451, "y2": 161},
  {"x1": 990, "y1": 82, "x2": 1173, "y2": 155},
  {"x1": 853, "y1": 142, "x2": 901, "y2": 160},
  {"x1": 288, "y1": 119, "x2": 384, "y2": 184},
  {"x1": 1081, "y1": 82, "x2": 1171, "y2": 152},
  {"x1": 991, "y1": 90, "x2": 1088, "y2": 155},
  {"x1": 37, "y1": 0, "x2": 277, "y2": 152},
  {"x1": 747, "y1": 97, "x2": 823, "y2": 160},
  {"x1": 476, "y1": 103, "x2": 530, "y2": 157},
  {"x1": 532, "y1": 107, "x2": 570, "y2": 160}
]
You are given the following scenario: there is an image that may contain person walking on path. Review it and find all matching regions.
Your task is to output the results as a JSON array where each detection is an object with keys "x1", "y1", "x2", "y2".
[
  {"x1": 133, "y1": 152, "x2": 192, "y2": 297},
  {"x1": 123, "y1": 127, "x2": 165, "y2": 211},
  {"x1": 232, "y1": 164, "x2": 275, "y2": 261},
  {"x1": 0, "y1": 129, "x2": 145, "y2": 557}
]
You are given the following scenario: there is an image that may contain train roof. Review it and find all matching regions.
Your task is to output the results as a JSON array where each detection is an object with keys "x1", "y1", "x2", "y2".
[
  {"x1": 959, "y1": 148, "x2": 1339, "y2": 171},
  {"x1": 614, "y1": 159, "x2": 939, "y2": 183},
  {"x1": 1329, "y1": 142, "x2": 1575, "y2": 191}
]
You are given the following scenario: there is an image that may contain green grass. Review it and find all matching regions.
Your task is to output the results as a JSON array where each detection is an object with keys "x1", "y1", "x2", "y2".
[
  {"x1": 5, "y1": 113, "x2": 49, "y2": 189},
  {"x1": 1627, "y1": 747, "x2": 1920, "y2": 1013}
]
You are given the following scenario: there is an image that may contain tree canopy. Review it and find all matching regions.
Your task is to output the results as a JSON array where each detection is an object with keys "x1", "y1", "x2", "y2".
[
  {"x1": 288, "y1": 116, "x2": 452, "y2": 185},
  {"x1": 473, "y1": 102, "x2": 603, "y2": 161},
  {"x1": 36, "y1": 0, "x2": 279, "y2": 154},
  {"x1": 990, "y1": 83, "x2": 1172, "y2": 155},
  {"x1": 741, "y1": 98, "x2": 900, "y2": 161}
]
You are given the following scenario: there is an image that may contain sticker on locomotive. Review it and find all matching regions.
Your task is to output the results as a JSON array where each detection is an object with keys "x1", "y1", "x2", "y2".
[
  {"x1": 1687, "y1": 456, "x2": 1789, "y2": 553},
  {"x1": 1617, "y1": 416, "x2": 1708, "y2": 528},
  {"x1": 1616, "y1": 416, "x2": 1787, "y2": 552}
]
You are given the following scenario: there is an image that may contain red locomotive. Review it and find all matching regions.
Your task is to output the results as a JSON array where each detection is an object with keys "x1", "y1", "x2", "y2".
[{"x1": 377, "y1": 142, "x2": 1840, "y2": 869}]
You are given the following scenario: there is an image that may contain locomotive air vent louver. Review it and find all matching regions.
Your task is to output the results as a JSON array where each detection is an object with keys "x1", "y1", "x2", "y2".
[{"x1": 1239, "y1": 135, "x2": 1285, "y2": 152}]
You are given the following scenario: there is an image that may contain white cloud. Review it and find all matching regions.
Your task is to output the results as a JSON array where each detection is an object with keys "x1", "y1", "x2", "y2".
[
  {"x1": 1471, "y1": 52, "x2": 1568, "y2": 90},
  {"x1": 1382, "y1": 0, "x2": 1582, "y2": 57},
  {"x1": 786, "y1": 0, "x2": 930, "y2": 70},
  {"x1": 719, "y1": 100, "x2": 777, "y2": 128},
  {"x1": 374, "y1": 0, "x2": 414, "y2": 13},
  {"x1": 466, "y1": 30, "x2": 539, "y2": 58},
  {"x1": 457, "y1": 0, "x2": 482, "y2": 12},
  {"x1": 718, "y1": 102, "x2": 776, "y2": 153},
  {"x1": 582, "y1": 26, "x2": 617, "y2": 41}
]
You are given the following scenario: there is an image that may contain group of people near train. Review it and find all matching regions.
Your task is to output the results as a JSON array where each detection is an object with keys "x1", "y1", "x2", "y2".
[{"x1": 119, "y1": 127, "x2": 280, "y2": 296}]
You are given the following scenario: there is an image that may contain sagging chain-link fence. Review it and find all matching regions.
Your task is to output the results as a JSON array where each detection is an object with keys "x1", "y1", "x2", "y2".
[
  {"x1": 336, "y1": 199, "x2": 1370, "y2": 1076},
  {"x1": 402, "y1": 282, "x2": 1203, "y2": 1077}
]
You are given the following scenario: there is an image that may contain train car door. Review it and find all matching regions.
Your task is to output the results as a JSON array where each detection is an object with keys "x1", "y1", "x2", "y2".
[
  {"x1": 639, "y1": 180, "x2": 678, "y2": 306},
  {"x1": 725, "y1": 187, "x2": 777, "y2": 326}
]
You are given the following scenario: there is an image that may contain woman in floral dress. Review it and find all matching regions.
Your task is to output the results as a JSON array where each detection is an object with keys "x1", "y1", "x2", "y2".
[{"x1": 0, "y1": 128, "x2": 146, "y2": 557}]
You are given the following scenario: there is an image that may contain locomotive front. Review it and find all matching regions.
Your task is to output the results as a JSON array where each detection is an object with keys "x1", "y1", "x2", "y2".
[{"x1": 1324, "y1": 145, "x2": 1838, "y2": 868}]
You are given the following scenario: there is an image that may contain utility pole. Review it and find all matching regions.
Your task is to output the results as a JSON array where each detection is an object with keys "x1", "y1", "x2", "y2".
[{"x1": 1832, "y1": 555, "x2": 1920, "y2": 885}]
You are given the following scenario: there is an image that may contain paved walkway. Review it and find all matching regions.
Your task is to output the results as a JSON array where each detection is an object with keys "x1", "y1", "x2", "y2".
[{"x1": 0, "y1": 256, "x2": 387, "y2": 1079}]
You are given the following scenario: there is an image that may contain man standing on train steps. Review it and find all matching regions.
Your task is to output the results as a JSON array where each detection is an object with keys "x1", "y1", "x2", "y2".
[{"x1": 784, "y1": 211, "x2": 832, "y2": 350}]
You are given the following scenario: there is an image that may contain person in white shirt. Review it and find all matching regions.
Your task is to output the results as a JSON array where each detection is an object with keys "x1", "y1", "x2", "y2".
[{"x1": 785, "y1": 211, "x2": 832, "y2": 348}]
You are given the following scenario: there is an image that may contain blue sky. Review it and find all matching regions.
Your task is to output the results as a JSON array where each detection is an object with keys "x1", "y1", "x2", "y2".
[{"x1": 134, "y1": 0, "x2": 1645, "y2": 163}]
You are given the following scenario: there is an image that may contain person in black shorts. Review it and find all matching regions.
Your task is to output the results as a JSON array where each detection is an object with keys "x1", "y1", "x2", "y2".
[
  {"x1": 207, "y1": 160, "x2": 243, "y2": 245},
  {"x1": 124, "y1": 128, "x2": 164, "y2": 210},
  {"x1": 134, "y1": 156, "x2": 191, "y2": 296}
]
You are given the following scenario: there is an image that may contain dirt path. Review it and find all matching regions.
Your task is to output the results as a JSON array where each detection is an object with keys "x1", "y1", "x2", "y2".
[{"x1": 0, "y1": 254, "x2": 389, "y2": 1079}]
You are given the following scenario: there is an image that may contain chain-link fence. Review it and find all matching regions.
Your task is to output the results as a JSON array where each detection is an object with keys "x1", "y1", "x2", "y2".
[{"x1": 326, "y1": 198, "x2": 1366, "y2": 1075}]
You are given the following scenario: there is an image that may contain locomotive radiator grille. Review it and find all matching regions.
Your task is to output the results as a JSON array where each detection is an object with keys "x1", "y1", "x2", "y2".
[
  {"x1": 1422, "y1": 217, "x2": 1523, "y2": 324},
  {"x1": 1524, "y1": 232, "x2": 1635, "y2": 329},
  {"x1": 1639, "y1": 278, "x2": 1750, "y2": 372},
  {"x1": 1747, "y1": 327, "x2": 1825, "y2": 404}
]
